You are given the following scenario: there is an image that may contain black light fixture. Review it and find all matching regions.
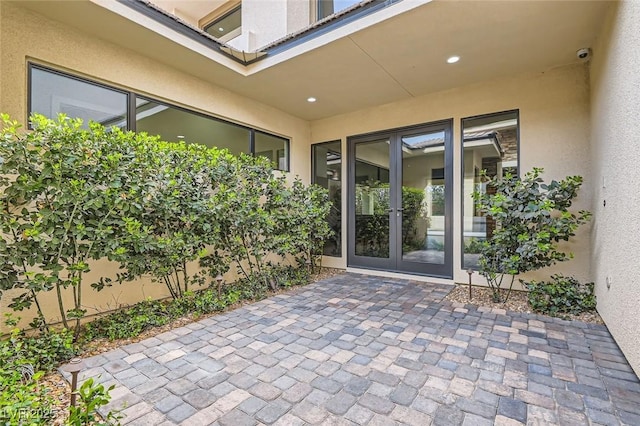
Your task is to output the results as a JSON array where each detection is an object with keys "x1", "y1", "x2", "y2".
[
  {"x1": 62, "y1": 357, "x2": 86, "y2": 408},
  {"x1": 215, "y1": 274, "x2": 224, "y2": 297}
]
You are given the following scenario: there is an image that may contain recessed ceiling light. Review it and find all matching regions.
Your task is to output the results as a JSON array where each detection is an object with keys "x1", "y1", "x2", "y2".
[
  {"x1": 177, "y1": 135, "x2": 185, "y2": 139},
  {"x1": 218, "y1": 27, "x2": 224, "y2": 32},
  {"x1": 447, "y1": 56, "x2": 460, "y2": 64},
  {"x1": 307, "y1": 97, "x2": 317, "y2": 103}
]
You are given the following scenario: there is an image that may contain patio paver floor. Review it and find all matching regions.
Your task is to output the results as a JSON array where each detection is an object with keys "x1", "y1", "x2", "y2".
[{"x1": 63, "y1": 274, "x2": 640, "y2": 425}]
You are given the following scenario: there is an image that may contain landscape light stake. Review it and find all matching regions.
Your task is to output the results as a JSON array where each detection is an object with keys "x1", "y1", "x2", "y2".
[
  {"x1": 216, "y1": 274, "x2": 224, "y2": 298},
  {"x1": 467, "y1": 268, "x2": 473, "y2": 301},
  {"x1": 62, "y1": 357, "x2": 85, "y2": 408}
]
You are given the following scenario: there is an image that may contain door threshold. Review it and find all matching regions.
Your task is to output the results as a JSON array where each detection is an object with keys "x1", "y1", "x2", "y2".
[{"x1": 346, "y1": 267, "x2": 454, "y2": 285}]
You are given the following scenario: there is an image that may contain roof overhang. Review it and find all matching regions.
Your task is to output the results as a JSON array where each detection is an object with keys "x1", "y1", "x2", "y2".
[{"x1": 14, "y1": 0, "x2": 610, "y2": 121}]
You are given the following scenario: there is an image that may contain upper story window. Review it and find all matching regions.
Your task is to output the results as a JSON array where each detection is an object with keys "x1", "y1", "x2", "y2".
[
  {"x1": 203, "y1": 4, "x2": 242, "y2": 43},
  {"x1": 317, "y1": 0, "x2": 361, "y2": 20},
  {"x1": 28, "y1": 64, "x2": 290, "y2": 171}
]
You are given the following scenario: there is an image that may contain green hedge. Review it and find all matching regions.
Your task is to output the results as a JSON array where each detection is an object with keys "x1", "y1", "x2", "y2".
[{"x1": 0, "y1": 114, "x2": 331, "y2": 338}]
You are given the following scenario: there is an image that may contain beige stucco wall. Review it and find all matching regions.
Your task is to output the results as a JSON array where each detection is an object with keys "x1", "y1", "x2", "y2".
[
  {"x1": 0, "y1": 2, "x2": 311, "y2": 331},
  {"x1": 589, "y1": 1, "x2": 640, "y2": 375},
  {"x1": 312, "y1": 63, "x2": 593, "y2": 287}
]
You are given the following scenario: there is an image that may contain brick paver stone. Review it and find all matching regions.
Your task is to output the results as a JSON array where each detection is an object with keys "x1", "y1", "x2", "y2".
[{"x1": 61, "y1": 273, "x2": 640, "y2": 425}]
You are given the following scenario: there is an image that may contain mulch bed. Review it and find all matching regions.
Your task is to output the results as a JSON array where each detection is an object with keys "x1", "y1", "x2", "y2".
[{"x1": 444, "y1": 283, "x2": 604, "y2": 324}]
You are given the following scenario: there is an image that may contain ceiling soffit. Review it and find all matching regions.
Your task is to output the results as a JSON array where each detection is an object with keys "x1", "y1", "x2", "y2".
[{"x1": 14, "y1": 0, "x2": 610, "y2": 120}]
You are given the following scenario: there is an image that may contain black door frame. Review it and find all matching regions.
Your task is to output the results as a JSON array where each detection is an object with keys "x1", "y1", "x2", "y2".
[{"x1": 347, "y1": 119, "x2": 453, "y2": 278}]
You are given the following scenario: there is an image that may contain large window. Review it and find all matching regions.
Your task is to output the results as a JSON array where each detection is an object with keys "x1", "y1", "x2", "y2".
[
  {"x1": 135, "y1": 97, "x2": 251, "y2": 156},
  {"x1": 203, "y1": 4, "x2": 241, "y2": 43},
  {"x1": 461, "y1": 110, "x2": 519, "y2": 269},
  {"x1": 29, "y1": 66, "x2": 128, "y2": 129},
  {"x1": 29, "y1": 64, "x2": 289, "y2": 171},
  {"x1": 312, "y1": 141, "x2": 342, "y2": 257}
]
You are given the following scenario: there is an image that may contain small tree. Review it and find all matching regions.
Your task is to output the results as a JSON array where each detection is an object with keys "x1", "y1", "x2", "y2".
[
  {"x1": 0, "y1": 114, "x2": 152, "y2": 338},
  {"x1": 212, "y1": 154, "x2": 281, "y2": 282},
  {"x1": 473, "y1": 167, "x2": 591, "y2": 302},
  {"x1": 267, "y1": 179, "x2": 332, "y2": 272},
  {"x1": 113, "y1": 141, "x2": 221, "y2": 299}
]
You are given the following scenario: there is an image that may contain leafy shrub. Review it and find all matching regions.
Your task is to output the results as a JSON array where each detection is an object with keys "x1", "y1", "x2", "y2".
[
  {"x1": 473, "y1": 168, "x2": 591, "y2": 302},
  {"x1": 83, "y1": 299, "x2": 174, "y2": 341},
  {"x1": 0, "y1": 327, "x2": 56, "y2": 425},
  {"x1": 267, "y1": 179, "x2": 333, "y2": 271},
  {"x1": 67, "y1": 378, "x2": 121, "y2": 426},
  {"x1": 524, "y1": 274, "x2": 596, "y2": 316},
  {"x1": 1, "y1": 316, "x2": 76, "y2": 371},
  {"x1": 0, "y1": 368, "x2": 55, "y2": 425},
  {"x1": 1, "y1": 114, "x2": 331, "y2": 335},
  {"x1": 83, "y1": 285, "x2": 247, "y2": 341},
  {"x1": 19, "y1": 329, "x2": 76, "y2": 372},
  {"x1": 0, "y1": 115, "x2": 160, "y2": 338},
  {"x1": 113, "y1": 142, "x2": 226, "y2": 300},
  {"x1": 171, "y1": 289, "x2": 233, "y2": 317},
  {"x1": 0, "y1": 319, "x2": 119, "y2": 425},
  {"x1": 464, "y1": 237, "x2": 485, "y2": 254},
  {"x1": 278, "y1": 265, "x2": 311, "y2": 288},
  {"x1": 232, "y1": 274, "x2": 271, "y2": 301}
]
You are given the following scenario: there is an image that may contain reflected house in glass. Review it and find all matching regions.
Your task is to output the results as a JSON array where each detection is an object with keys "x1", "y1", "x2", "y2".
[
  {"x1": 462, "y1": 111, "x2": 519, "y2": 269},
  {"x1": 313, "y1": 141, "x2": 342, "y2": 257},
  {"x1": 400, "y1": 131, "x2": 446, "y2": 261}
]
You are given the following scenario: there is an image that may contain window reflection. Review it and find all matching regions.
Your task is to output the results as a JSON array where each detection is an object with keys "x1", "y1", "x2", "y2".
[
  {"x1": 354, "y1": 139, "x2": 390, "y2": 258},
  {"x1": 312, "y1": 141, "x2": 342, "y2": 256},
  {"x1": 135, "y1": 98, "x2": 251, "y2": 156},
  {"x1": 461, "y1": 110, "x2": 519, "y2": 269},
  {"x1": 255, "y1": 131, "x2": 288, "y2": 171},
  {"x1": 400, "y1": 131, "x2": 446, "y2": 265},
  {"x1": 29, "y1": 65, "x2": 291, "y2": 172},
  {"x1": 318, "y1": 0, "x2": 361, "y2": 20},
  {"x1": 204, "y1": 5, "x2": 241, "y2": 42},
  {"x1": 30, "y1": 66, "x2": 128, "y2": 129}
]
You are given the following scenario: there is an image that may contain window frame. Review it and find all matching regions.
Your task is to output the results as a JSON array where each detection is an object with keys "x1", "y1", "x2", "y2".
[
  {"x1": 459, "y1": 109, "x2": 520, "y2": 271},
  {"x1": 28, "y1": 63, "x2": 131, "y2": 130},
  {"x1": 28, "y1": 63, "x2": 290, "y2": 171}
]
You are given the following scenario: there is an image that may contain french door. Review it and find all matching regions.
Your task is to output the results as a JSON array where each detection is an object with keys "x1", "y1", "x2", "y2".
[{"x1": 347, "y1": 120, "x2": 453, "y2": 278}]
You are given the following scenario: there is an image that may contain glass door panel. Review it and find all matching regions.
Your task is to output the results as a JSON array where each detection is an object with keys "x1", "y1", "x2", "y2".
[
  {"x1": 399, "y1": 130, "x2": 446, "y2": 265},
  {"x1": 348, "y1": 121, "x2": 452, "y2": 278},
  {"x1": 354, "y1": 138, "x2": 391, "y2": 259}
]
